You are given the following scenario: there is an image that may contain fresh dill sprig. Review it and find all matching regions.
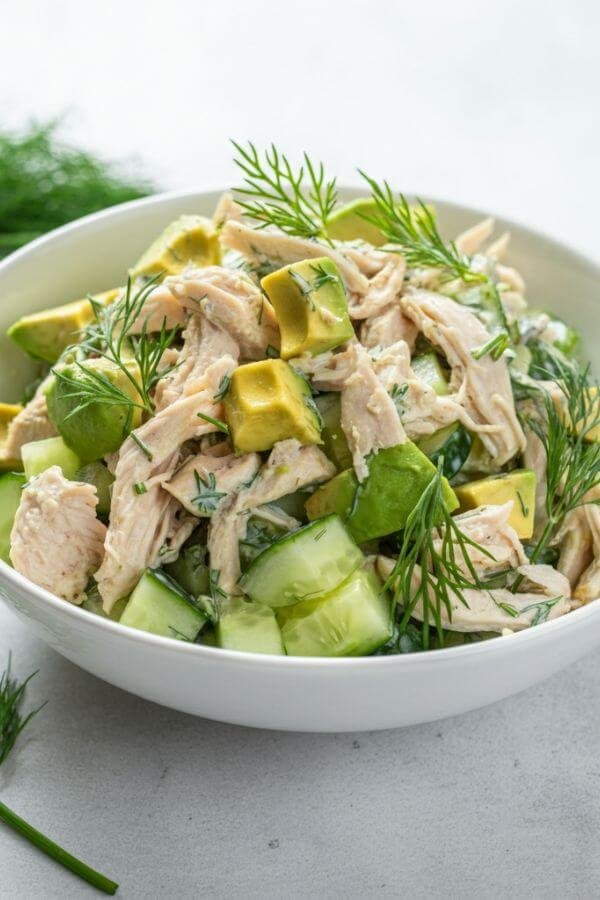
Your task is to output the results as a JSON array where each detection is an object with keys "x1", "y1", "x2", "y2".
[
  {"x1": 514, "y1": 342, "x2": 600, "y2": 584},
  {"x1": 0, "y1": 655, "x2": 118, "y2": 894},
  {"x1": 0, "y1": 121, "x2": 151, "y2": 258},
  {"x1": 231, "y1": 140, "x2": 337, "y2": 240},
  {"x1": 53, "y1": 276, "x2": 179, "y2": 427},
  {"x1": 471, "y1": 331, "x2": 510, "y2": 361},
  {"x1": 196, "y1": 411, "x2": 229, "y2": 433},
  {"x1": 383, "y1": 462, "x2": 493, "y2": 649},
  {"x1": 359, "y1": 172, "x2": 484, "y2": 283},
  {"x1": 389, "y1": 382, "x2": 409, "y2": 416},
  {"x1": 191, "y1": 471, "x2": 227, "y2": 515},
  {"x1": 212, "y1": 374, "x2": 231, "y2": 403},
  {"x1": 309, "y1": 262, "x2": 340, "y2": 291}
]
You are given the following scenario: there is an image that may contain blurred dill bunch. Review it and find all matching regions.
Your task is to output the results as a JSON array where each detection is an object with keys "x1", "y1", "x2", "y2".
[{"x1": 0, "y1": 120, "x2": 153, "y2": 258}]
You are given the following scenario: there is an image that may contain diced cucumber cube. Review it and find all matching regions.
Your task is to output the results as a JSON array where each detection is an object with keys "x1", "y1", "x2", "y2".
[
  {"x1": 217, "y1": 602, "x2": 284, "y2": 655},
  {"x1": 22, "y1": 436, "x2": 81, "y2": 481},
  {"x1": 0, "y1": 471, "x2": 26, "y2": 564},
  {"x1": 280, "y1": 568, "x2": 392, "y2": 657},
  {"x1": 119, "y1": 569, "x2": 207, "y2": 641},
  {"x1": 240, "y1": 515, "x2": 363, "y2": 608}
]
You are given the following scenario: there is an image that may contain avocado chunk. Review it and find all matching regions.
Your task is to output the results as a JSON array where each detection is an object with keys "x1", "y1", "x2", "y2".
[
  {"x1": 223, "y1": 358, "x2": 321, "y2": 453},
  {"x1": 75, "y1": 461, "x2": 114, "y2": 516},
  {"x1": 315, "y1": 392, "x2": 352, "y2": 470},
  {"x1": 46, "y1": 358, "x2": 143, "y2": 464},
  {"x1": 7, "y1": 288, "x2": 120, "y2": 364},
  {"x1": 279, "y1": 568, "x2": 392, "y2": 657},
  {"x1": 411, "y1": 352, "x2": 449, "y2": 396},
  {"x1": 131, "y1": 214, "x2": 221, "y2": 279},
  {"x1": 0, "y1": 403, "x2": 23, "y2": 471},
  {"x1": 327, "y1": 198, "x2": 386, "y2": 246},
  {"x1": 21, "y1": 436, "x2": 81, "y2": 481},
  {"x1": 306, "y1": 442, "x2": 459, "y2": 543},
  {"x1": 261, "y1": 257, "x2": 354, "y2": 359},
  {"x1": 454, "y1": 469, "x2": 537, "y2": 539}
]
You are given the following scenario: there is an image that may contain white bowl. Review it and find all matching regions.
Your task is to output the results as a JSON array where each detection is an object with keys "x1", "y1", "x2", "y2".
[{"x1": 0, "y1": 189, "x2": 598, "y2": 732}]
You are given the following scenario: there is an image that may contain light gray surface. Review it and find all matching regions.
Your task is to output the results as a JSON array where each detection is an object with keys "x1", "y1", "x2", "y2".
[
  {"x1": 1, "y1": 1, "x2": 600, "y2": 897},
  {"x1": 1, "y1": 609, "x2": 600, "y2": 899}
]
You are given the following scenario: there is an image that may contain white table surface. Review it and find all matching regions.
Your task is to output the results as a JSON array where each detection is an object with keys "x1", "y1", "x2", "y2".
[{"x1": 1, "y1": 2, "x2": 600, "y2": 896}]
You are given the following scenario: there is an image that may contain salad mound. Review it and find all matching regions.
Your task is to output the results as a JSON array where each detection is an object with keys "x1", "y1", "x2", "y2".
[{"x1": 1, "y1": 143, "x2": 598, "y2": 656}]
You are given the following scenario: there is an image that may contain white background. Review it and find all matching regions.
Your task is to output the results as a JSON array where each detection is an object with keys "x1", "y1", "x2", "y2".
[{"x1": 1, "y1": 2, "x2": 600, "y2": 897}]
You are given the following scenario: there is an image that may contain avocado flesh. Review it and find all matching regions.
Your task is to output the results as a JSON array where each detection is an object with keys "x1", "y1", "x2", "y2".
[
  {"x1": 261, "y1": 257, "x2": 354, "y2": 359},
  {"x1": 306, "y1": 442, "x2": 459, "y2": 544},
  {"x1": 0, "y1": 403, "x2": 23, "y2": 471},
  {"x1": 46, "y1": 358, "x2": 143, "y2": 464},
  {"x1": 131, "y1": 214, "x2": 221, "y2": 278},
  {"x1": 454, "y1": 469, "x2": 537, "y2": 539},
  {"x1": 327, "y1": 198, "x2": 386, "y2": 246},
  {"x1": 315, "y1": 392, "x2": 352, "y2": 471},
  {"x1": 7, "y1": 288, "x2": 120, "y2": 364},
  {"x1": 223, "y1": 358, "x2": 321, "y2": 454}
]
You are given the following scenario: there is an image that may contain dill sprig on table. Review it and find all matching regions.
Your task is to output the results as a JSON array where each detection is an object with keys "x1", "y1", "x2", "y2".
[
  {"x1": 383, "y1": 463, "x2": 493, "y2": 649},
  {"x1": 359, "y1": 171, "x2": 485, "y2": 283},
  {"x1": 0, "y1": 121, "x2": 151, "y2": 258},
  {"x1": 0, "y1": 656, "x2": 118, "y2": 894},
  {"x1": 232, "y1": 140, "x2": 338, "y2": 240}
]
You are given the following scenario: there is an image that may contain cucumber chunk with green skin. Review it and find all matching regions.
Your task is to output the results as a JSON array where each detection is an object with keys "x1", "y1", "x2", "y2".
[
  {"x1": 0, "y1": 471, "x2": 26, "y2": 564},
  {"x1": 217, "y1": 602, "x2": 285, "y2": 655},
  {"x1": 416, "y1": 424, "x2": 472, "y2": 479},
  {"x1": 411, "y1": 352, "x2": 449, "y2": 396},
  {"x1": 240, "y1": 514, "x2": 363, "y2": 608},
  {"x1": 306, "y1": 443, "x2": 459, "y2": 544},
  {"x1": 239, "y1": 515, "x2": 288, "y2": 572},
  {"x1": 119, "y1": 569, "x2": 207, "y2": 640},
  {"x1": 280, "y1": 568, "x2": 392, "y2": 657},
  {"x1": 75, "y1": 461, "x2": 114, "y2": 516},
  {"x1": 21, "y1": 436, "x2": 81, "y2": 481},
  {"x1": 164, "y1": 536, "x2": 209, "y2": 597},
  {"x1": 315, "y1": 393, "x2": 352, "y2": 471}
]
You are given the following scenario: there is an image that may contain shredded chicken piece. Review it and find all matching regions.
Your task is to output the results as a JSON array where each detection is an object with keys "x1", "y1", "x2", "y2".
[
  {"x1": 573, "y1": 494, "x2": 600, "y2": 604},
  {"x1": 220, "y1": 220, "x2": 368, "y2": 295},
  {"x1": 10, "y1": 467, "x2": 106, "y2": 604},
  {"x1": 371, "y1": 340, "x2": 464, "y2": 439},
  {"x1": 147, "y1": 499, "x2": 197, "y2": 566},
  {"x1": 163, "y1": 265, "x2": 279, "y2": 359},
  {"x1": 96, "y1": 356, "x2": 236, "y2": 611},
  {"x1": 248, "y1": 504, "x2": 300, "y2": 532},
  {"x1": 154, "y1": 313, "x2": 239, "y2": 410},
  {"x1": 207, "y1": 440, "x2": 335, "y2": 593},
  {"x1": 340, "y1": 343, "x2": 407, "y2": 481},
  {"x1": 485, "y1": 231, "x2": 510, "y2": 261},
  {"x1": 454, "y1": 217, "x2": 495, "y2": 256},
  {"x1": 437, "y1": 503, "x2": 528, "y2": 577},
  {"x1": 361, "y1": 303, "x2": 419, "y2": 351},
  {"x1": 0, "y1": 377, "x2": 57, "y2": 462},
  {"x1": 401, "y1": 288, "x2": 526, "y2": 464},
  {"x1": 342, "y1": 246, "x2": 406, "y2": 319},
  {"x1": 555, "y1": 506, "x2": 594, "y2": 590},
  {"x1": 163, "y1": 451, "x2": 261, "y2": 516},
  {"x1": 212, "y1": 192, "x2": 243, "y2": 227},
  {"x1": 290, "y1": 346, "x2": 355, "y2": 392},
  {"x1": 126, "y1": 287, "x2": 188, "y2": 335},
  {"x1": 377, "y1": 555, "x2": 570, "y2": 633}
]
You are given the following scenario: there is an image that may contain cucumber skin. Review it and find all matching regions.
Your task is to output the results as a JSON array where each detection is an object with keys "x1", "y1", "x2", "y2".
[
  {"x1": 119, "y1": 569, "x2": 207, "y2": 641},
  {"x1": 217, "y1": 602, "x2": 284, "y2": 655},
  {"x1": 240, "y1": 515, "x2": 363, "y2": 609},
  {"x1": 0, "y1": 471, "x2": 26, "y2": 564},
  {"x1": 280, "y1": 568, "x2": 393, "y2": 658},
  {"x1": 417, "y1": 425, "x2": 473, "y2": 479}
]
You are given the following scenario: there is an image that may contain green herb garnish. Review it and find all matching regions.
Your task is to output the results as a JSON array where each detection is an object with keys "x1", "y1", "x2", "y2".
[
  {"x1": 0, "y1": 655, "x2": 118, "y2": 894},
  {"x1": 0, "y1": 121, "x2": 151, "y2": 258},
  {"x1": 471, "y1": 332, "x2": 510, "y2": 361},
  {"x1": 232, "y1": 141, "x2": 337, "y2": 240},
  {"x1": 212, "y1": 374, "x2": 231, "y2": 403},
  {"x1": 384, "y1": 461, "x2": 493, "y2": 649},
  {"x1": 191, "y1": 471, "x2": 227, "y2": 514},
  {"x1": 196, "y1": 411, "x2": 229, "y2": 433}
]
